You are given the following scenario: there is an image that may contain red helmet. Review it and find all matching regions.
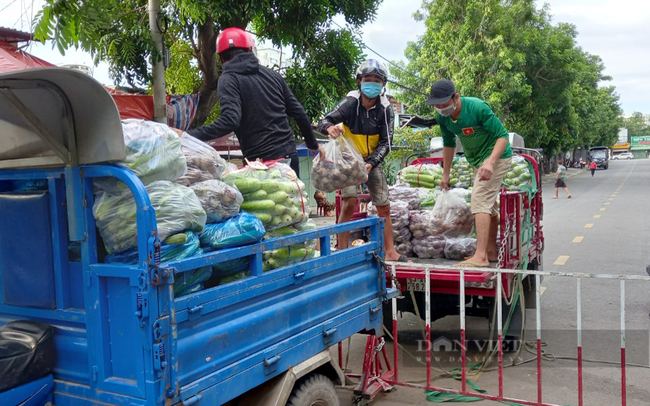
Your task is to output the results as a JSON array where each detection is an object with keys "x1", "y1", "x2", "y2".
[{"x1": 216, "y1": 27, "x2": 255, "y2": 54}]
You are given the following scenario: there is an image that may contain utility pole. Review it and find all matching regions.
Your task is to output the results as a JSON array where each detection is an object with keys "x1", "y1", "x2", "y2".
[{"x1": 149, "y1": 0, "x2": 166, "y2": 123}]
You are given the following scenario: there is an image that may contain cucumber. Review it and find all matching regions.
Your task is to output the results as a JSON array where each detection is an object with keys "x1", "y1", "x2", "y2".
[
  {"x1": 246, "y1": 189, "x2": 268, "y2": 201},
  {"x1": 241, "y1": 199, "x2": 276, "y2": 212},
  {"x1": 249, "y1": 212, "x2": 272, "y2": 224},
  {"x1": 271, "y1": 216, "x2": 283, "y2": 227},
  {"x1": 273, "y1": 204, "x2": 287, "y2": 215},
  {"x1": 234, "y1": 178, "x2": 261, "y2": 194},
  {"x1": 281, "y1": 213, "x2": 293, "y2": 224},
  {"x1": 287, "y1": 206, "x2": 300, "y2": 218},
  {"x1": 261, "y1": 180, "x2": 280, "y2": 193},
  {"x1": 278, "y1": 183, "x2": 294, "y2": 194},
  {"x1": 164, "y1": 233, "x2": 189, "y2": 245},
  {"x1": 267, "y1": 191, "x2": 289, "y2": 203}
]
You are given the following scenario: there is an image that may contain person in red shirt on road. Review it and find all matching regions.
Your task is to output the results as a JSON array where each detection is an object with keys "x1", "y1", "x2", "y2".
[{"x1": 589, "y1": 161, "x2": 597, "y2": 177}]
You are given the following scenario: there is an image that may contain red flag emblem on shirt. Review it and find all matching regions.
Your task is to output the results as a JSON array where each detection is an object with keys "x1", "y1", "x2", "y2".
[{"x1": 462, "y1": 127, "x2": 474, "y2": 135}]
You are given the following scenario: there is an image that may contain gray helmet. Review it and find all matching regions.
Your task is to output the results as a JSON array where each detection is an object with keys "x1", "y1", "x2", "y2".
[{"x1": 356, "y1": 59, "x2": 389, "y2": 82}]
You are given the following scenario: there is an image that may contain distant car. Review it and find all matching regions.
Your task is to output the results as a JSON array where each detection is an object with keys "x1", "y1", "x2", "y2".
[{"x1": 613, "y1": 152, "x2": 633, "y2": 160}]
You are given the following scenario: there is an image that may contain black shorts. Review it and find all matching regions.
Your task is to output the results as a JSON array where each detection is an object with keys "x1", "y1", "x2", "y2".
[{"x1": 555, "y1": 179, "x2": 567, "y2": 188}]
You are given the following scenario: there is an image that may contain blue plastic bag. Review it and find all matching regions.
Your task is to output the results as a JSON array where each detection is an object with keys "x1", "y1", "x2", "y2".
[
  {"x1": 199, "y1": 211, "x2": 266, "y2": 251},
  {"x1": 106, "y1": 231, "x2": 212, "y2": 297}
]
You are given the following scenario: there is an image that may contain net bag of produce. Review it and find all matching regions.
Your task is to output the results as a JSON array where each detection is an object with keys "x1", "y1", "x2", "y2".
[
  {"x1": 311, "y1": 136, "x2": 368, "y2": 193},
  {"x1": 190, "y1": 180, "x2": 243, "y2": 223},
  {"x1": 429, "y1": 190, "x2": 474, "y2": 238},
  {"x1": 223, "y1": 160, "x2": 310, "y2": 231},
  {"x1": 177, "y1": 135, "x2": 228, "y2": 186},
  {"x1": 96, "y1": 119, "x2": 187, "y2": 192},
  {"x1": 502, "y1": 155, "x2": 534, "y2": 191},
  {"x1": 412, "y1": 235, "x2": 446, "y2": 259},
  {"x1": 398, "y1": 164, "x2": 444, "y2": 189},
  {"x1": 105, "y1": 232, "x2": 212, "y2": 297},
  {"x1": 199, "y1": 211, "x2": 266, "y2": 251},
  {"x1": 262, "y1": 220, "x2": 317, "y2": 271},
  {"x1": 93, "y1": 181, "x2": 207, "y2": 254},
  {"x1": 443, "y1": 237, "x2": 477, "y2": 260}
]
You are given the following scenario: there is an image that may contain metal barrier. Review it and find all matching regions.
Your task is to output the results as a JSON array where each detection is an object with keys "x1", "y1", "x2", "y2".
[{"x1": 347, "y1": 263, "x2": 650, "y2": 406}]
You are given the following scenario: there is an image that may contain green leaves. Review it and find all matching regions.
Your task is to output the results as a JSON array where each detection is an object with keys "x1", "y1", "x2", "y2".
[{"x1": 393, "y1": 0, "x2": 622, "y2": 156}]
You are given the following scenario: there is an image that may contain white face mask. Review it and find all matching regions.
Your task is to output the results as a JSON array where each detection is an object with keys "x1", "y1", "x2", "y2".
[{"x1": 435, "y1": 99, "x2": 456, "y2": 117}]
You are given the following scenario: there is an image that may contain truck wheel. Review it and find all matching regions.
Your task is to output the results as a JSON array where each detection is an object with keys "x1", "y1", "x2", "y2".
[{"x1": 286, "y1": 373, "x2": 340, "y2": 406}]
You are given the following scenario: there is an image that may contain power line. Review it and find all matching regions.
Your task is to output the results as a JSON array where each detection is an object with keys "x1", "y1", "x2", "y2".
[
  {"x1": 0, "y1": 0, "x2": 19, "y2": 14},
  {"x1": 330, "y1": 19, "x2": 426, "y2": 86}
]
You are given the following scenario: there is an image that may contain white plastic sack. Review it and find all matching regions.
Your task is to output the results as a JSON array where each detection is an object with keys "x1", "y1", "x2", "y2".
[
  {"x1": 429, "y1": 190, "x2": 474, "y2": 237},
  {"x1": 190, "y1": 179, "x2": 243, "y2": 223},
  {"x1": 177, "y1": 135, "x2": 227, "y2": 186}
]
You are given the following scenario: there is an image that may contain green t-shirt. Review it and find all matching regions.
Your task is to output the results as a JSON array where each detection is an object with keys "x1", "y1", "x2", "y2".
[
  {"x1": 437, "y1": 97, "x2": 513, "y2": 167},
  {"x1": 557, "y1": 165, "x2": 566, "y2": 181}
]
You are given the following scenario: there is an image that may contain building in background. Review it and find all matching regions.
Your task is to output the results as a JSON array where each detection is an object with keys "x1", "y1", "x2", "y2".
[
  {"x1": 256, "y1": 47, "x2": 294, "y2": 70},
  {"x1": 58, "y1": 63, "x2": 93, "y2": 76},
  {"x1": 630, "y1": 136, "x2": 650, "y2": 159}
]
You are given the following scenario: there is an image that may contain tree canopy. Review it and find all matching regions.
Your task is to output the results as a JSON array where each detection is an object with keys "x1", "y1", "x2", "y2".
[
  {"x1": 34, "y1": 0, "x2": 380, "y2": 126},
  {"x1": 623, "y1": 112, "x2": 650, "y2": 137},
  {"x1": 392, "y1": 0, "x2": 623, "y2": 156}
]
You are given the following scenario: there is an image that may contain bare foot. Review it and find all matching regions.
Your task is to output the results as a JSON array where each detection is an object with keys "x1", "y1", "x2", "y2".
[{"x1": 459, "y1": 255, "x2": 489, "y2": 268}]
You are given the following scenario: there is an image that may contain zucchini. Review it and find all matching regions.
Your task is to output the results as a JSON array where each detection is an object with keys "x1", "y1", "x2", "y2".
[{"x1": 164, "y1": 233, "x2": 188, "y2": 245}]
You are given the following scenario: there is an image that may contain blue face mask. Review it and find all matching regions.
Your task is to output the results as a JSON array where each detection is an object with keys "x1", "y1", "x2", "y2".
[{"x1": 360, "y1": 82, "x2": 383, "y2": 98}]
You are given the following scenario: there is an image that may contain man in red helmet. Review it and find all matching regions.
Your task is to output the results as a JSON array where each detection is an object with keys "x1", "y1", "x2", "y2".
[{"x1": 184, "y1": 27, "x2": 323, "y2": 175}]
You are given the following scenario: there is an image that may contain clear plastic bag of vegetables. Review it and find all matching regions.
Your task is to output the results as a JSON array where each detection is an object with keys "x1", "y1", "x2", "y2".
[
  {"x1": 177, "y1": 135, "x2": 227, "y2": 186},
  {"x1": 412, "y1": 235, "x2": 446, "y2": 259},
  {"x1": 311, "y1": 137, "x2": 368, "y2": 193},
  {"x1": 443, "y1": 237, "x2": 477, "y2": 260},
  {"x1": 105, "y1": 232, "x2": 212, "y2": 297},
  {"x1": 502, "y1": 156, "x2": 533, "y2": 191},
  {"x1": 190, "y1": 180, "x2": 243, "y2": 223},
  {"x1": 395, "y1": 241, "x2": 413, "y2": 257},
  {"x1": 223, "y1": 161, "x2": 310, "y2": 230},
  {"x1": 429, "y1": 190, "x2": 474, "y2": 238},
  {"x1": 387, "y1": 185, "x2": 421, "y2": 210},
  {"x1": 199, "y1": 211, "x2": 266, "y2": 251},
  {"x1": 409, "y1": 210, "x2": 444, "y2": 239},
  {"x1": 96, "y1": 119, "x2": 187, "y2": 192},
  {"x1": 93, "y1": 181, "x2": 207, "y2": 254},
  {"x1": 368, "y1": 201, "x2": 410, "y2": 230},
  {"x1": 451, "y1": 156, "x2": 475, "y2": 189},
  {"x1": 398, "y1": 164, "x2": 444, "y2": 189},
  {"x1": 419, "y1": 189, "x2": 441, "y2": 210},
  {"x1": 262, "y1": 220, "x2": 318, "y2": 271},
  {"x1": 430, "y1": 190, "x2": 474, "y2": 237}
]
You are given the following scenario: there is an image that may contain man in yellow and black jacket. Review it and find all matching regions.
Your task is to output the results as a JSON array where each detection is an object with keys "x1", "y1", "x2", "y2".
[{"x1": 317, "y1": 59, "x2": 406, "y2": 262}]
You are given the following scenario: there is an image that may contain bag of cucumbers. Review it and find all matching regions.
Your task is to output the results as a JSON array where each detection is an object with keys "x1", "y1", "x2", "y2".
[
  {"x1": 262, "y1": 220, "x2": 318, "y2": 272},
  {"x1": 223, "y1": 160, "x2": 310, "y2": 231}
]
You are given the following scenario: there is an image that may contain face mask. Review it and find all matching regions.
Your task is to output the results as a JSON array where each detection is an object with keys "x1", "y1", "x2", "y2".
[
  {"x1": 435, "y1": 99, "x2": 456, "y2": 117},
  {"x1": 361, "y1": 82, "x2": 383, "y2": 98}
]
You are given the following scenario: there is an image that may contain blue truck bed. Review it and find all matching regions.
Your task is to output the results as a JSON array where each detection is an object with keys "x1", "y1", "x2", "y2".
[{"x1": 0, "y1": 164, "x2": 390, "y2": 405}]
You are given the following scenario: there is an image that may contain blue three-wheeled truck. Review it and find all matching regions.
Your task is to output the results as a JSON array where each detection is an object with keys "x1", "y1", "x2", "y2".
[{"x1": 0, "y1": 68, "x2": 394, "y2": 406}]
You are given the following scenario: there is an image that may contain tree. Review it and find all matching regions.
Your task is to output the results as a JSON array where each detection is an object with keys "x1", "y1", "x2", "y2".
[
  {"x1": 624, "y1": 112, "x2": 650, "y2": 137},
  {"x1": 392, "y1": 0, "x2": 622, "y2": 157},
  {"x1": 34, "y1": 0, "x2": 381, "y2": 127}
]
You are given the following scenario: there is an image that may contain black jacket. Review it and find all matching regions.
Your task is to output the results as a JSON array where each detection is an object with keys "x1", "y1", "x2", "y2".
[
  {"x1": 187, "y1": 53, "x2": 318, "y2": 160},
  {"x1": 317, "y1": 91, "x2": 393, "y2": 168}
]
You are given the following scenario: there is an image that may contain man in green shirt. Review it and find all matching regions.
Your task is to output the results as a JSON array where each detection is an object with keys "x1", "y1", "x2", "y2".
[
  {"x1": 427, "y1": 79, "x2": 512, "y2": 267},
  {"x1": 554, "y1": 163, "x2": 572, "y2": 199}
]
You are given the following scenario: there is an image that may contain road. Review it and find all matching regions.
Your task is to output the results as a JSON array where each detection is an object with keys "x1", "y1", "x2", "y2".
[{"x1": 335, "y1": 159, "x2": 650, "y2": 406}]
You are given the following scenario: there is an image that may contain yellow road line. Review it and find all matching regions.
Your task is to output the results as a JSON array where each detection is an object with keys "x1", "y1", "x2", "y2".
[
  {"x1": 594, "y1": 215, "x2": 601, "y2": 219},
  {"x1": 573, "y1": 236, "x2": 584, "y2": 243},
  {"x1": 584, "y1": 224, "x2": 594, "y2": 229},
  {"x1": 540, "y1": 286, "x2": 547, "y2": 296},
  {"x1": 554, "y1": 256, "x2": 570, "y2": 266},
  {"x1": 605, "y1": 202, "x2": 611, "y2": 205},
  {"x1": 600, "y1": 208, "x2": 607, "y2": 211}
]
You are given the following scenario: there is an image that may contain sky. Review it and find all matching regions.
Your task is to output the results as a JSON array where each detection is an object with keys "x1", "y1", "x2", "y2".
[{"x1": 1, "y1": 0, "x2": 648, "y2": 114}]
